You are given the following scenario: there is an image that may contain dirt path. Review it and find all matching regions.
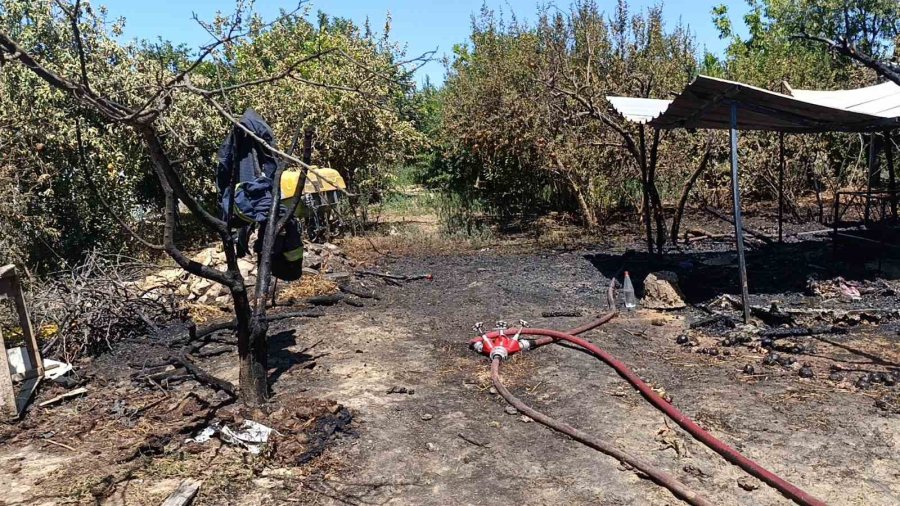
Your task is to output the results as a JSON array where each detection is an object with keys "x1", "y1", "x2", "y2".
[
  {"x1": 234, "y1": 249, "x2": 900, "y2": 505},
  {"x1": 2, "y1": 230, "x2": 898, "y2": 505}
]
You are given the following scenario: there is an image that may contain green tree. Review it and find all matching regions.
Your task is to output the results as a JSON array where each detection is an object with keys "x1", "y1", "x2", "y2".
[
  {"x1": 226, "y1": 11, "x2": 425, "y2": 199},
  {"x1": 436, "y1": 0, "x2": 698, "y2": 251},
  {"x1": 0, "y1": 0, "x2": 425, "y2": 405},
  {"x1": 708, "y1": 0, "x2": 887, "y2": 221},
  {"x1": 0, "y1": 1, "x2": 224, "y2": 269}
]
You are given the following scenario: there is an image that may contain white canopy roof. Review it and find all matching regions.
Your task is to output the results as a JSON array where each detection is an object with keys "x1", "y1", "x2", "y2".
[
  {"x1": 607, "y1": 75, "x2": 900, "y2": 133},
  {"x1": 605, "y1": 96, "x2": 671, "y2": 124},
  {"x1": 789, "y1": 81, "x2": 900, "y2": 118}
]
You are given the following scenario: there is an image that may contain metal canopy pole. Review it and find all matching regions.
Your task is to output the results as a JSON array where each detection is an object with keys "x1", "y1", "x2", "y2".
[
  {"x1": 729, "y1": 102, "x2": 751, "y2": 323},
  {"x1": 778, "y1": 132, "x2": 785, "y2": 243},
  {"x1": 886, "y1": 129, "x2": 897, "y2": 219},
  {"x1": 865, "y1": 133, "x2": 876, "y2": 225}
]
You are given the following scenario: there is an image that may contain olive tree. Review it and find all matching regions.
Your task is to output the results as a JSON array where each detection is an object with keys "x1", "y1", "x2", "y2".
[
  {"x1": 0, "y1": 0, "x2": 425, "y2": 405},
  {"x1": 438, "y1": 1, "x2": 697, "y2": 251}
]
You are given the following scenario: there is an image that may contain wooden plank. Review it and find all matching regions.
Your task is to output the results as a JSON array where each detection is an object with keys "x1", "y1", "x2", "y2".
[
  {"x1": 0, "y1": 327, "x2": 19, "y2": 419},
  {"x1": 7, "y1": 267, "x2": 43, "y2": 376},
  {"x1": 15, "y1": 376, "x2": 40, "y2": 414},
  {"x1": 161, "y1": 479, "x2": 201, "y2": 506},
  {"x1": 38, "y1": 387, "x2": 87, "y2": 407}
]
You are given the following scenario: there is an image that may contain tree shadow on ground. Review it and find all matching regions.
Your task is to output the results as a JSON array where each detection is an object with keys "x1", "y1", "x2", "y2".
[
  {"x1": 585, "y1": 238, "x2": 900, "y2": 304},
  {"x1": 268, "y1": 329, "x2": 328, "y2": 388},
  {"x1": 303, "y1": 477, "x2": 422, "y2": 505},
  {"x1": 811, "y1": 335, "x2": 900, "y2": 369}
]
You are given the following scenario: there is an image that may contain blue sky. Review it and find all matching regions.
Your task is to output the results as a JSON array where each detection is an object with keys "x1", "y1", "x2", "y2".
[{"x1": 99, "y1": 0, "x2": 751, "y2": 85}]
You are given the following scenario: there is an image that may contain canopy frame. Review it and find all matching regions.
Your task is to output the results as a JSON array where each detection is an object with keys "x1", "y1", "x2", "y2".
[{"x1": 609, "y1": 75, "x2": 900, "y2": 322}]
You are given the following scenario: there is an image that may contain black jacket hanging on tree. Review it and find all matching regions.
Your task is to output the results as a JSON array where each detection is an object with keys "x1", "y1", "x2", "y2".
[{"x1": 216, "y1": 109, "x2": 304, "y2": 281}]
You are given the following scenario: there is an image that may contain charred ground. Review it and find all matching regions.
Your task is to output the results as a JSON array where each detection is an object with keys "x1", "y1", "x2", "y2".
[{"x1": 1, "y1": 211, "x2": 899, "y2": 505}]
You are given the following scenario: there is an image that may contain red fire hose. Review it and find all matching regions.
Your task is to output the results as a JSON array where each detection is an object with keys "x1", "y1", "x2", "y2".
[
  {"x1": 473, "y1": 316, "x2": 827, "y2": 506},
  {"x1": 490, "y1": 357, "x2": 714, "y2": 506}
]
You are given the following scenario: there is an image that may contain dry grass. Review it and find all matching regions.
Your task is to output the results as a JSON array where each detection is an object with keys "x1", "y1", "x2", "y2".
[
  {"x1": 184, "y1": 275, "x2": 340, "y2": 322},
  {"x1": 340, "y1": 211, "x2": 603, "y2": 265},
  {"x1": 186, "y1": 303, "x2": 230, "y2": 324},
  {"x1": 277, "y1": 275, "x2": 338, "y2": 303}
]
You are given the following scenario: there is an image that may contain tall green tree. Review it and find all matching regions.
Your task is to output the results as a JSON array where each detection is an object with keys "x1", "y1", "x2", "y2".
[
  {"x1": 436, "y1": 0, "x2": 697, "y2": 251},
  {"x1": 0, "y1": 0, "x2": 426, "y2": 405}
]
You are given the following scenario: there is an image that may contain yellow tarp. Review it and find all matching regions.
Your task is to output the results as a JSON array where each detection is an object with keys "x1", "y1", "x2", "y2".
[{"x1": 280, "y1": 167, "x2": 346, "y2": 199}]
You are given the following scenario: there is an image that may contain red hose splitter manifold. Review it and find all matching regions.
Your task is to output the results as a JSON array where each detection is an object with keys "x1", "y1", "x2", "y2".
[
  {"x1": 468, "y1": 317, "x2": 827, "y2": 506},
  {"x1": 470, "y1": 324, "x2": 530, "y2": 360}
]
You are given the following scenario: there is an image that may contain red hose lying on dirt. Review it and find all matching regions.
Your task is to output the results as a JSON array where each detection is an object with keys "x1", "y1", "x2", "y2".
[
  {"x1": 480, "y1": 319, "x2": 827, "y2": 506},
  {"x1": 490, "y1": 357, "x2": 714, "y2": 506}
]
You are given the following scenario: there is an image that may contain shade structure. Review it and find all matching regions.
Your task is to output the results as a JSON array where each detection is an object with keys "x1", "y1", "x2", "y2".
[
  {"x1": 605, "y1": 96, "x2": 671, "y2": 124},
  {"x1": 605, "y1": 74, "x2": 900, "y2": 322},
  {"x1": 789, "y1": 81, "x2": 900, "y2": 118},
  {"x1": 608, "y1": 75, "x2": 900, "y2": 133}
]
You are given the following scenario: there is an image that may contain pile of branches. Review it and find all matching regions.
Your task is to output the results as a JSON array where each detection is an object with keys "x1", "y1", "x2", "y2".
[{"x1": 26, "y1": 251, "x2": 184, "y2": 362}]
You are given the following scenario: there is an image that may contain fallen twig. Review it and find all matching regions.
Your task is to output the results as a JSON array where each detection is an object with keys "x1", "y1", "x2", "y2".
[
  {"x1": 171, "y1": 354, "x2": 236, "y2": 397},
  {"x1": 132, "y1": 396, "x2": 169, "y2": 415},
  {"x1": 39, "y1": 387, "x2": 88, "y2": 407},
  {"x1": 343, "y1": 298, "x2": 364, "y2": 307},
  {"x1": 306, "y1": 294, "x2": 345, "y2": 306},
  {"x1": 44, "y1": 439, "x2": 77, "y2": 451},
  {"x1": 684, "y1": 227, "x2": 729, "y2": 243},
  {"x1": 190, "y1": 308, "x2": 326, "y2": 340},
  {"x1": 358, "y1": 270, "x2": 433, "y2": 282},
  {"x1": 338, "y1": 283, "x2": 379, "y2": 299},
  {"x1": 457, "y1": 432, "x2": 491, "y2": 448},
  {"x1": 702, "y1": 206, "x2": 774, "y2": 244},
  {"x1": 759, "y1": 326, "x2": 848, "y2": 339}
]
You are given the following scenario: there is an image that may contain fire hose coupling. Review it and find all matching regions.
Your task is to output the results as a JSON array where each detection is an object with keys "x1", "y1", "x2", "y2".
[
  {"x1": 470, "y1": 331, "x2": 531, "y2": 360},
  {"x1": 469, "y1": 319, "x2": 533, "y2": 359},
  {"x1": 490, "y1": 346, "x2": 509, "y2": 361}
]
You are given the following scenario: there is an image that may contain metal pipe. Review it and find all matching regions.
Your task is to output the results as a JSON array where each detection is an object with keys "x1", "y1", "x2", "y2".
[
  {"x1": 778, "y1": 132, "x2": 785, "y2": 242},
  {"x1": 729, "y1": 102, "x2": 751, "y2": 323},
  {"x1": 865, "y1": 133, "x2": 876, "y2": 224},
  {"x1": 886, "y1": 130, "x2": 897, "y2": 219}
]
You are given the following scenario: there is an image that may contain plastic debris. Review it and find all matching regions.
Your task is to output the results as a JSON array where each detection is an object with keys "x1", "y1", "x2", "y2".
[
  {"x1": 186, "y1": 420, "x2": 275, "y2": 454},
  {"x1": 43, "y1": 359, "x2": 73, "y2": 382}
]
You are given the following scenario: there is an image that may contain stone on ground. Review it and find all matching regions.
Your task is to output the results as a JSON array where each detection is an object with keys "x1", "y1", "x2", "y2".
[{"x1": 642, "y1": 271, "x2": 686, "y2": 310}]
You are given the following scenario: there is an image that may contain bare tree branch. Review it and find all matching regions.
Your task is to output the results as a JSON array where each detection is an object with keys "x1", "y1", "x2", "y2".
[
  {"x1": 54, "y1": 0, "x2": 91, "y2": 91},
  {"x1": 75, "y1": 118, "x2": 165, "y2": 250},
  {"x1": 792, "y1": 33, "x2": 900, "y2": 86}
]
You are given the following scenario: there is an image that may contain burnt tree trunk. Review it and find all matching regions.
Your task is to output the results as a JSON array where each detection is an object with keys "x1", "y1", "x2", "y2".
[
  {"x1": 560, "y1": 162, "x2": 597, "y2": 229},
  {"x1": 233, "y1": 285, "x2": 266, "y2": 404},
  {"x1": 302, "y1": 128, "x2": 314, "y2": 165},
  {"x1": 648, "y1": 128, "x2": 666, "y2": 255},
  {"x1": 671, "y1": 144, "x2": 712, "y2": 244}
]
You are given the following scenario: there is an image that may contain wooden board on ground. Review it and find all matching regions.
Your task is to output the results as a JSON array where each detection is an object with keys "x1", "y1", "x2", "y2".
[{"x1": 161, "y1": 479, "x2": 201, "y2": 506}]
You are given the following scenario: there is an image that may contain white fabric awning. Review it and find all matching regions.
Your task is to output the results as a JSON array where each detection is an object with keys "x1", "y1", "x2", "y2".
[{"x1": 607, "y1": 75, "x2": 900, "y2": 133}]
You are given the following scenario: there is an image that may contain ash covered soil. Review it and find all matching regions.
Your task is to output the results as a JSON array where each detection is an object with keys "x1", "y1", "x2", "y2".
[
  {"x1": 3, "y1": 218, "x2": 900, "y2": 505},
  {"x1": 249, "y1": 240, "x2": 899, "y2": 505}
]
